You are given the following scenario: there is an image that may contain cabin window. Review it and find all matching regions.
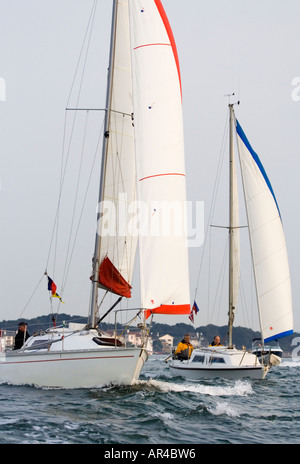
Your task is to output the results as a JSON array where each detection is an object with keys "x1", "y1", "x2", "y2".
[
  {"x1": 24, "y1": 340, "x2": 53, "y2": 350},
  {"x1": 210, "y1": 356, "x2": 226, "y2": 364},
  {"x1": 192, "y1": 355, "x2": 205, "y2": 363}
]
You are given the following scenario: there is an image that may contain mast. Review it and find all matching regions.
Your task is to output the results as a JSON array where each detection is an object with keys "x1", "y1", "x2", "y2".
[
  {"x1": 88, "y1": 0, "x2": 118, "y2": 328},
  {"x1": 228, "y1": 103, "x2": 235, "y2": 349}
]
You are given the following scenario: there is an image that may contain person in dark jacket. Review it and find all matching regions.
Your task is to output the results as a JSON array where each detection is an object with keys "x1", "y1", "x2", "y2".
[
  {"x1": 13, "y1": 322, "x2": 30, "y2": 350},
  {"x1": 210, "y1": 335, "x2": 222, "y2": 346}
]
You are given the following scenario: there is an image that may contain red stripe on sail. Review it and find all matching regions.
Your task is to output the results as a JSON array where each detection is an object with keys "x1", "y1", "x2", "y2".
[
  {"x1": 134, "y1": 43, "x2": 171, "y2": 51},
  {"x1": 139, "y1": 172, "x2": 185, "y2": 182},
  {"x1": 154, "y1": 0, "x2": 182, "y2": 98},
  {"x1": 98, "y1": 256, "x2": 132, "y2": 298}
]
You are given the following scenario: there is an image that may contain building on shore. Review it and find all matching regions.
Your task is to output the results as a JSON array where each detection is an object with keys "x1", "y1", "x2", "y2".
[{"x1": 0, "y1": 329, "x2": 15, "y2": 351}]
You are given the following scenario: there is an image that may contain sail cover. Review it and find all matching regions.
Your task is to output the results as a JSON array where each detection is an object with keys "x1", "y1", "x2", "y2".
[
  {"x1": 128, "y1": 0, "x2": 190, "y2": 315},
  {"x1": 235, "y1": 119, "x2": 293, "y2": 342}
]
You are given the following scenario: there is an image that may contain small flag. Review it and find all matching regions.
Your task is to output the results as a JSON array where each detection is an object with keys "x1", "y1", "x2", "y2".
[
  {"x1": 188, "y1": 300, "x2": 199, "y2": 324},
  {"x1": 47, "y1": 276, "x2": 64, "y2": 303},
  {"x1": 192, "y1": 301, "x2": 199, "y2": 314},
  {"x1": 189, "y1": 311, "x2": 194, "y2": 323}
]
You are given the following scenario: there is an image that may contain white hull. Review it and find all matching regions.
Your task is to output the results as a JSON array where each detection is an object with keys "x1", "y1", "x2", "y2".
[
  {"x1": 251, "y1": 349, "x2": 282, "y2": 367},
  {"x1": 251, "y1": 339, "x2": 283, "y2": 366},
  {"x1": 0, "y1": 328, "x2": 148, "y2": 388},
  {"x1": 169, "y1": 347, "x2": 268, "y2": 380}
]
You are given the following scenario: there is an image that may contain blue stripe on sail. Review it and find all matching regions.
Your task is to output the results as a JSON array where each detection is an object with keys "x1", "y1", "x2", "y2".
[
  {"x1": 264, "y1": 329, "x2": 293, "y2": 343},
  {"x1": 235, "y1": 119, "x2": 281, "y2": 219}
]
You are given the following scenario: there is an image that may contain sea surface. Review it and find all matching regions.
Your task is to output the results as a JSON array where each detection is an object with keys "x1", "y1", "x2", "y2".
[{"x1": 0, "y1": 355, "x2": 299, "y2": 447}]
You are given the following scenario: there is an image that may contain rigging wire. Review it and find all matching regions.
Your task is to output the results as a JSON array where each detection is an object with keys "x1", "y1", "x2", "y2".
[
  {"x1": 18, "y1": 273, "x2": 45, "y2": 320},
  {"x1": 44, "y1": 1, "x2": 101, "y2": 320},
  {"x1": 45, "y1": 0, "x2": 98, "y2": 275},
  {"x1": 193, "y1": 113, "x2": 229, "y2": 307},
  {"x1": 194, "y1": 109, "x2": 255, "y2": 329},
  {"x1": 107, "y1": 111, "x2": 137, "y2": 321},
  {"x1": 238, "y1": 269, "x2": 251, "y2": 328},
  {"x1": 66, "y1": 0, "x2": 98, "y2": 109},
  {"x1": 60, "y1": 110, "x2": 90, "y2": 295},
  {"x1": 209, "y1": 233, "x2": 229, "y2": 324},
  {"x1": 17, "y1": 1, "x2": 102, "y2": 322},
  {"x1": 60, "y1": 116, "x2": 105, "y2": 301}
]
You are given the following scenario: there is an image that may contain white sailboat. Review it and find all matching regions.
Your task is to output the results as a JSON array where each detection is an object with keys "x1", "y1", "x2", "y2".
[
  {"x1": 170, "y1": 103, "x2": 293, "y2": 380},
  {"x1": 251, "y1": 338, "x2": 283, "y2": 366},
  {"x1": 0, "y1": 0, "x2": 190, "y2": 388}
]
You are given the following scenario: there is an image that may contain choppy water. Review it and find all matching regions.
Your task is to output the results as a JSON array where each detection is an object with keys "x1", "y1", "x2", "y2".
[{"x1": 0, "y1": 355, "x2": 299, "y2": 446}]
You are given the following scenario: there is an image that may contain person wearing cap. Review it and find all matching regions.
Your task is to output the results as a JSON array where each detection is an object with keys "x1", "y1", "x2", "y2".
[{"x1": 13, "y1": 322, "x2": 30, "y2": 350}]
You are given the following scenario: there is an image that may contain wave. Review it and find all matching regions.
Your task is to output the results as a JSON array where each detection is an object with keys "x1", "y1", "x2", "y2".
[
  {"x1": 281, "y1": 359, "x2": 300, "y2": 368},
  {"x1": 134, "y1": 378, "x2": 254, "y2": 397},
  {"x1": 207, "y1": 401, "x2": 240, "y2": 418}
]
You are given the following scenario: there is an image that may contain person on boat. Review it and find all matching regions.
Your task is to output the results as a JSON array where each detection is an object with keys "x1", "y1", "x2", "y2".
[
  {"x1": 13, "y1": 322, "x2": 30, "y2": 350},
  {"x1": 175, "y1": 333, "x2": 194, "y2": 360},
  {"x1": 210, "y1": 335, "x2": 222, "y2": 346}
]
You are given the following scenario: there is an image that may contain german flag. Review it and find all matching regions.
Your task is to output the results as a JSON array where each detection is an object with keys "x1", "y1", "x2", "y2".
[{"x1": 47, "y1": 276, "x2": 64, "y2": 303}]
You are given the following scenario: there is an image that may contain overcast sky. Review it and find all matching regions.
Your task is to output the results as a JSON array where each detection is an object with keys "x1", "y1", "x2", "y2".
[{"x1": 0, "y1": 0, "x2": 299, "y2": 334}]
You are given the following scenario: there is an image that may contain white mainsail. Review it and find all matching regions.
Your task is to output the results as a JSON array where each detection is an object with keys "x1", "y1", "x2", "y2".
[
  {"x1": 96, "y1": 0, "x2": 137, "y2": 300},
  {"x1": 94, "y1": 0, "x2": 190, "y2": 317},
  {"x1": 235, "y1": 118, "x2": 293, "y2": 343},
  {"x1": 129, "y1": 0, "x2": 190, "y2": 315}
]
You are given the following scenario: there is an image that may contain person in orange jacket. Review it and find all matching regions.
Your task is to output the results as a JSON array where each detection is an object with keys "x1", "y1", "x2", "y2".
[{"x1": 175, "y1": 333, "x2": 194, "y2": 360}]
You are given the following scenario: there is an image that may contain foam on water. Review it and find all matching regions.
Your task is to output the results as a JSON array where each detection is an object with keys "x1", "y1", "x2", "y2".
[
  {"x1": 152, "y1": 411, "x2": 175, "y2": 425},
  {"x1": 207, "y1": 401, "x2": 240, "y2": 418},
  {"x1": 135, "y1": 378, "x2": 254, "y2": 397},
  {"x1": 281, "y1": 359, "x2": 300, "y2": 368}
]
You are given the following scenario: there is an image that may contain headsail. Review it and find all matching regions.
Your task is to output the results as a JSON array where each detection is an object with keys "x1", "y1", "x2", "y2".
[
  {"x1": 235, "y1": 118, "x2": 293, "y2": 342},
  {"x1": 128, "y1": 0, "x2": 190, "y2": 315}
]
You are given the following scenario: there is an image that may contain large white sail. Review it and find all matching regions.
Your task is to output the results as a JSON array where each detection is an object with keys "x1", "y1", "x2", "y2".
[
  {"x1": 97, "y1": 0, "x2": 138, "y2": 298},
  {"x1": 128, "y1": 0, "x2": 190, "y2": 315},
  {"x1": 235, "y1": 118, "x2": 293, "y2": 342}
]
